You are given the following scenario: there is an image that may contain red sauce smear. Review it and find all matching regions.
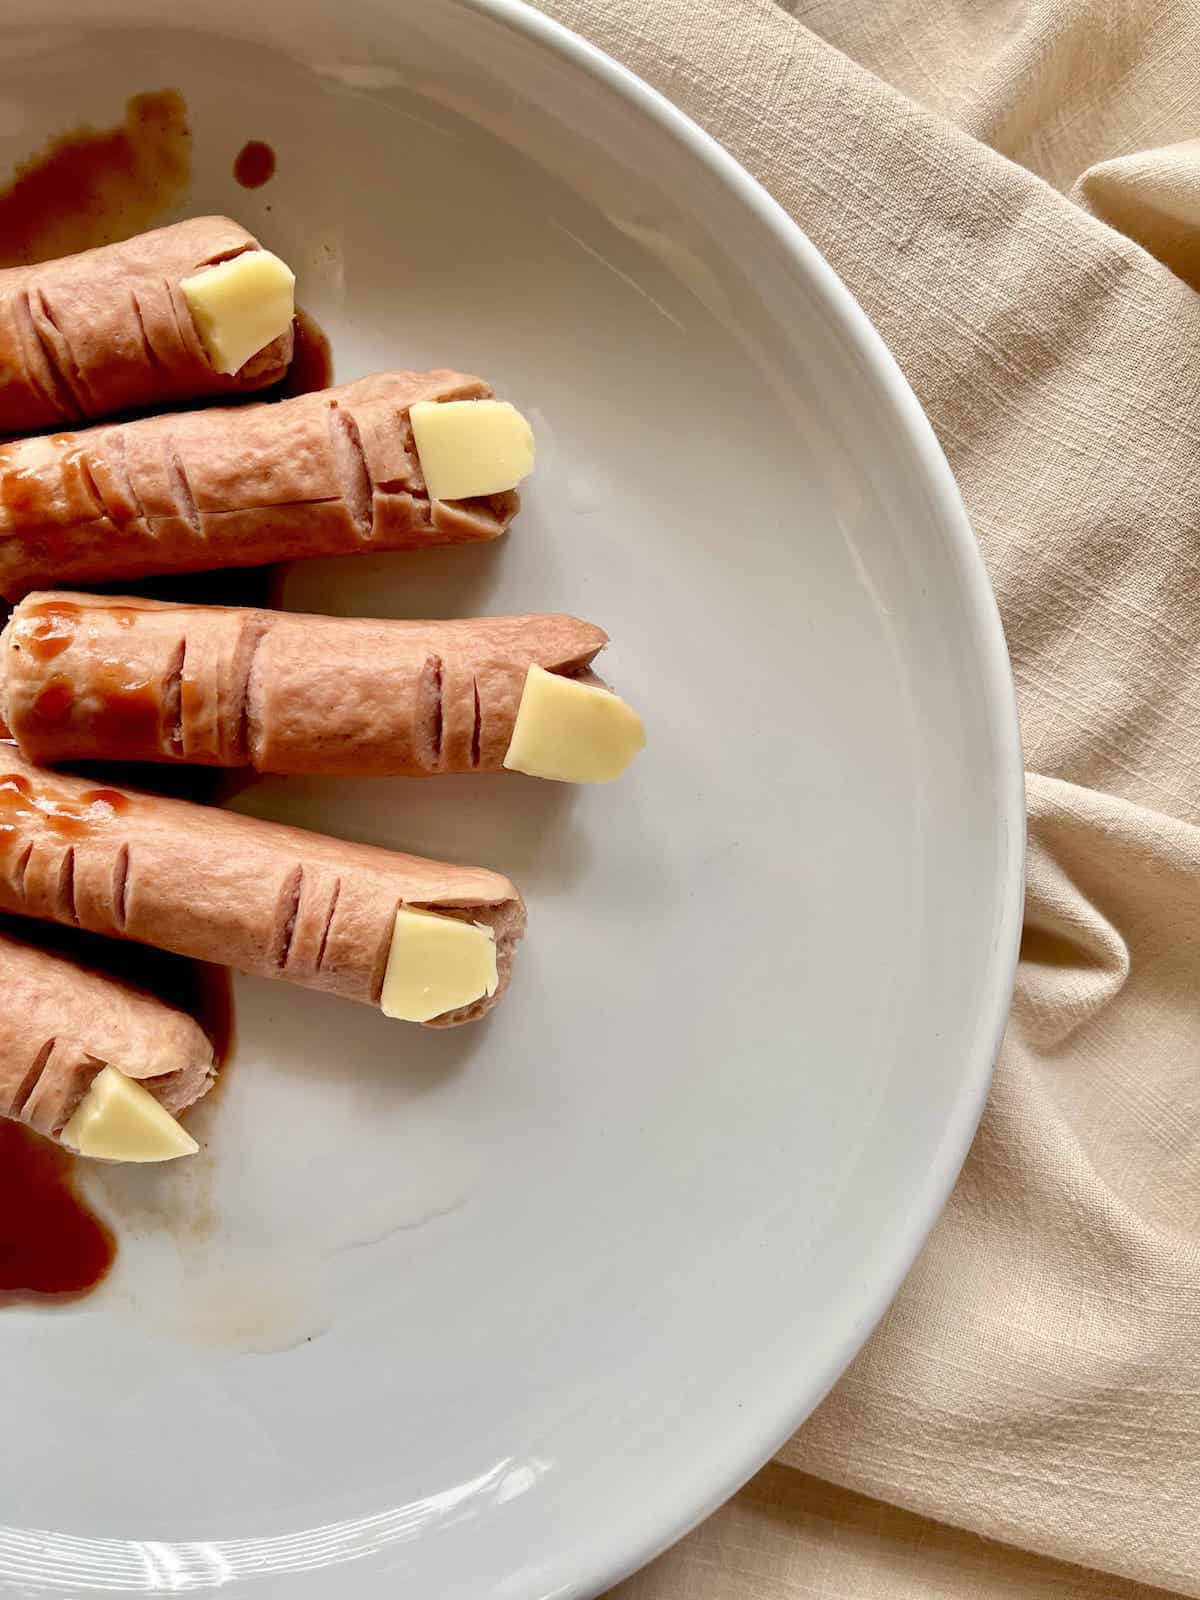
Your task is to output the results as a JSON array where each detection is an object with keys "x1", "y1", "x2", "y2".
[
  {"x1": 11, "y1": 600, "x2": 164, "y2": 749},
  {"x1": 93, "y1": 680, "x2": 162, "y2": 749},
  {"x1": 1, "y1": 464, "x2": 49, "y2": 520},
  {"x1": 13, "y1": 603, "x2": 163, "y2": 747},
  {"x1": 13, "y1": 600, "x2": 81, "y2": 663},
  {"x1": 234, "y1": 140, "x2": 276, "y2": 189},
  {"x1": 0, "y1": 1122, "x2": 115, "y2": 1304},
  {"x1": 0, "y1": 440, "x2": 88, "y2": 525},
  {"x1": 0, "y1": 770, "x2": 127, "y2": 846},
  {"x1": 31, "y1": 679, "x2": 75, "y2": 724},
  {"x1": 0, "y1": 90, "x2": 190, "y2": 269}
]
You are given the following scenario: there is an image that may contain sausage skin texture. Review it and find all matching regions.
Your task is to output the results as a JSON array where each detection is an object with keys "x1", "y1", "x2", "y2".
[
  {"x1": 0, "y1": 747, "x2": 524, "y2": 1025},
  {"x1": 0, "y1": 371, "x2": 518, "y2": 597},
  {"x1": 0, "y1": 217, "x2": 293, "y2": 437},
  {"x1": 2, "y1": 593, "x2": 608, "y2": 776},
  {"x1": 0, "y1": 930, "x2": 215, "y2": 1140}
]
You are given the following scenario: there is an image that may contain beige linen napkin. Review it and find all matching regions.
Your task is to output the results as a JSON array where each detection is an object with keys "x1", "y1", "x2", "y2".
[{"x1": 522, "y1": 0, "x2": 1200, "y2": 1594}]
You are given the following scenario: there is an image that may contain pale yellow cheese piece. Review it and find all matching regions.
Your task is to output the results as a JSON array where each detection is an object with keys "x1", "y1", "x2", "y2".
[
  {"x1": 503, "y1": 665, "x2": 646, "y2": 783},
  {"x1": 180, "y1": 249, "x2": 296, "y2": 375},
  {"x1": 61, "y1": 1066, "x2": 199, "y2": 1162},
  {"x1": 381, "y1": 907, "x2": 499, "y2": 1023},
  {"x1": 409, "y1": 399, "x2": 535, "y2": 500}
]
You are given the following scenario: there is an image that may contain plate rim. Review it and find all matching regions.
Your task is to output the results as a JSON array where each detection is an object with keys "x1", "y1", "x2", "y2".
[
  {"x1": 454, "y1": 0, "x2": 1027, "y2": 1592},
  {"x1": 0, "y1": 1, "x2": 1027, "y2": 1593}
]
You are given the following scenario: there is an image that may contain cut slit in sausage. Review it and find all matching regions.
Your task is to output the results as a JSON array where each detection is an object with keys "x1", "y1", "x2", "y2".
[
  {"x1": 12, "y1": 1037, "x2": 57, "y2": 1121},
  {"x1": 0, "y1": 929, "x2": 215, "y2": 1141},
  {"x1": 2, "y1": 594, "x2": 609, "y2": 777},
  {"x1": 0, "y1": 371, "x2": 518, "y2": 597},
  {"x1": 0, "y1": 747, "x2": 524, "y2": 1026},
  {"x1": 0, "y1": 217, "x2": 293, "y2": 437},
  {"x1": 328, "y1": 405, "x2": 373, "y2": 536}
]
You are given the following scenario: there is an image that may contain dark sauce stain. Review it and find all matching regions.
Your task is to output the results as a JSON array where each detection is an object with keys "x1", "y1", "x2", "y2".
[
  {"x1": 0, "y1": 1122, "x2": 116, "y2": 1305},
  {"x1": 0, "y1": 90, "x2": 190, "y2": 269},
  {"x1": 275, "y1": 308, "x2": 332, "y2": 399},
  {"x1": 233, "y1": 140, "x2": 276, "y2": 190}
]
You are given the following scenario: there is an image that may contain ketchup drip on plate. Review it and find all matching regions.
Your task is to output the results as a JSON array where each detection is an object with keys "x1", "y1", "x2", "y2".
[
  {"x1": 0, "y1": 1122, "x2": 115, "y2": 1303},
  {"x1": 0, "y1": 90, "x2": 190, "y2": 269},
  {"x1": 233, "y1": 140, "x2": 276, "y2": 189}
]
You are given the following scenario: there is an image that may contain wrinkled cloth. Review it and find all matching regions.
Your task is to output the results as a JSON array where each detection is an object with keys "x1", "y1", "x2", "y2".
[{"x1": 527, "y1": 0, "x2": 1200, "y2": 1594}]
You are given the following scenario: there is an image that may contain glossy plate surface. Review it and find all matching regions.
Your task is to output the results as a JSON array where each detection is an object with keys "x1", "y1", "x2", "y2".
[{"x1": 0, "y1": 3, "x2": 1024, "y2": 1595}]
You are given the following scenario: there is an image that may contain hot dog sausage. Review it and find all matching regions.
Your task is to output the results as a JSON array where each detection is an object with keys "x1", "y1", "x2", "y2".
[
  {"x1": 2, "y1": 593, "x2": 606, "y2": 775},
  {"x1": 0, "y1": 747, "x2": 524, "y2": 1024},
  {"x1": 0, "y1": 929, "x2": 214, "y2": 1140},
  {"x1": 0, "y1": 371, "x2": 517, "y2": 597},
  {"x1": 0, "y1": 217, "x2": 293, "y2": 436}
]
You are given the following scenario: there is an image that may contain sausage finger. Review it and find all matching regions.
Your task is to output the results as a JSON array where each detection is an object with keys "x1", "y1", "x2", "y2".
[
  {"x1": 0, "y1": 746, "x2": 524, "y2": 1025},
  {"x1": 0, "y1": 372, "x2": 518, "y2": 597},
  {"x1": 0, "y1": 928, "x2": 214, "y2": 1142},
  {"x1": 2, "y1": 593, "x2": 607, "y2": 775},
  {"x1": 0, "y1": 217, "x2": 294, "y2": 435}
]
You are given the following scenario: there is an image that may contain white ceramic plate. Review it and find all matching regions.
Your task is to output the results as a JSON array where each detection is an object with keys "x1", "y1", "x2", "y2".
[{"x1": 0, "y1": 3, "x2": 1024, "y2": 1596}]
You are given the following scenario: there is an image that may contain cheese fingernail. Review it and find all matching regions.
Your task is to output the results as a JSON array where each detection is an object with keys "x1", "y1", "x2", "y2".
[
  {"x1": 410, "y1": 399, "x2": 535, "y2": 501},
  {"x1": 181, "y1": 249, "x2": 296, "y2": 375},
  {"x1": 503, "y1": 665, "x2": 645, "y2": 783},
  {"x1": 61, "y1": 1066, "x2": 199, "y2": 1162},
  {"x1": 381, "y1": 907, "x2": 499, "y2": 1023}
]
